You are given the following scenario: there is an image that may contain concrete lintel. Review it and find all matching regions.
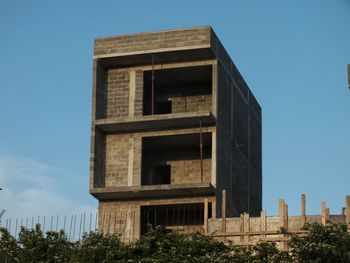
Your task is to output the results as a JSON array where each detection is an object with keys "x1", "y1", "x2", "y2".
[
  {"x1": 90, "y1": 183, "x2": 215, "y2": 201},
  {"x1": 97, "y1": 48, "x2": 215, "y2": 69},
  {"x1": 94, "y1": 111, "x2": 216, "y2": 133}
]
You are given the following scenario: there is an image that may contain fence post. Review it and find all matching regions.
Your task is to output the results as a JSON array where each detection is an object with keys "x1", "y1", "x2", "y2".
[
  {"x1": 244, "y1": 212, "x2": 250, "y2": 243},
  {"x1": 240, "y1": 214, "x2": 244, "y2": 242},
  {"x1": 279, "y1": 199, "x2": 285, "y2": 229},
  {"x1": 204, "y1": 198, "x2": 208, "y2": 234},
  {"x1": 301, "y1": 194, "x2": 306, "y2": 226},
  {"x1": 346, "y1": 195, "x2": 350, "y2": 227},
  {"x1": 279, "y1": 199, "x2": 288, "y2": 250},
  {"x1": 284, "y1": 203, "x2": 289, "y2": 230},
  {"x1": 322, "y1": 201, "x2": 326, "y2": 226},
  {"x1": 260, "y1": 211, "x2": 266, "y2": 238},
  {"x1": 221, "y1": 190, "x2": 226, "y2": 241}
]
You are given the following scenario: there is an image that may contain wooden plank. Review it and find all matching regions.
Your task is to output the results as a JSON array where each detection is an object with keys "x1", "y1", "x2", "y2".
[
  {"x1": 260, "y1": 211, "x2": 266, "y2": 238},
  {"x1": 284, "y1": 204, "x2": 289, "y2": 230},
  {"x1": 325, "y1": 208, "x2": 330, "y2": 222},
  {"x1": 322, "y1": 201, "x2": 326, "y2": 226},
  {"x1": 222, "y1": 190, "x2": 226, "y2": 234},
  {"x1": 279, "y1": 199, "x2": 285, "y2": 228},
  {"x1": 244, "y1": 212, "x2": 250, "y2": 242},
  {"x1": 221, "y1": 190, "x2": 226, "y2": 242},
  {"x1": 301, "y1": 194, "x2": 306, "y2": 226},
  {"x1": 212, "y1": 230, "x2": 308, "y2": 237},
  {"x1": 240, "y1": 214, "x2": 244, "y2": 242},
  {"x1": 204, "y1": 198, "x2": 208, "y2": 234},
  {"x1": 283, "y1": 203, "x2": 288, "y2": 250},
  {"x1": 346, "y1": 195, "x2": 350, "y2": 226},
  {"x1": 259, "y1": 237, "x2": 291, "y2": 242}
]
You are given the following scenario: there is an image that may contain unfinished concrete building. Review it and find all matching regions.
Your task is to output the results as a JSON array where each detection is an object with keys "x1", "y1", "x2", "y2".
[{"x1": 89, "y1": 26, "x2": 262, "y2": 241}]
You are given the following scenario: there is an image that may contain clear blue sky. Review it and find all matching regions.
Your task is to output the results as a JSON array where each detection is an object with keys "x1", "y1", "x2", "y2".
[{"x1": 0, "y1": 0, "x2": 349, "y2": 220}]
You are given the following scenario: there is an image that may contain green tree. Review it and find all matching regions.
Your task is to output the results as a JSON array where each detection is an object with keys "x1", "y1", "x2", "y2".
[
  {"x1": 74, "y1": 231, "x2": 126, "y2": 263},
  {"x1": 0, "y1": 227, "x2": 20, "y2": 263},
  {"x1": 289, "y1": 222, "x2": 350, "y2": 263}
]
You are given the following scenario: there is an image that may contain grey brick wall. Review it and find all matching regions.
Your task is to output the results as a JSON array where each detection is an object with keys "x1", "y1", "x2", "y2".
[
  {"x1": 94, "y1": 27, "x2": 211, "y2": 56},
  {"x1": 170, "y1": 95, "x2": 212, "y2": 114},
  {"x1": 168, "y1": 159, "x2": 211, "y2": 184},
  {"x1": 106, "y1": 69, "x2": 130, "y2": 118},
  {"x1": 105, "y1": 135, "x2": 130, "y2": 187},
  {"x1": 134, "y1": 70, "x2": 143, "y2": 116}
]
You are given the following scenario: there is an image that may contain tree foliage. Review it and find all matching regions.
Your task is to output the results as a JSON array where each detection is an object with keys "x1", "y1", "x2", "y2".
[{"x1": 0, "y1": 222, "x2": 349, "y2": 262}]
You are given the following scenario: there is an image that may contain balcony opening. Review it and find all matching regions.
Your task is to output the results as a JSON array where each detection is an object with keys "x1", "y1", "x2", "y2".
[
  {"x1": 141, "y1": 133, "x2": 212, "y2": 186},
  {"x1": 143, "y1": 65, "x2": 212, "y2": 115},
  {"x1": 141, "y1": 203, "x2": 212, "y2": 235},
  {"x1": 147, "y1": 165, "x2": 171, "y2": 185}
]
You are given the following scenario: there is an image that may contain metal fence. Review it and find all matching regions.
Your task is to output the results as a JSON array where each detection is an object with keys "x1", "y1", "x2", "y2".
[{"x1": 0, "y1": 212, "x2": 98, "y2": 241}]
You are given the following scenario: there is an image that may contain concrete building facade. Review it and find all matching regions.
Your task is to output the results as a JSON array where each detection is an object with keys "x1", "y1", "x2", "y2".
[{"x1": 89, "y1": 26, "x2": 262, "y2": 241}]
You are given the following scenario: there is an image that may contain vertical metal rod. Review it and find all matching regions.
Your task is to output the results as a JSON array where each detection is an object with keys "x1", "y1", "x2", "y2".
[
  {"x1": 187, "y1": 207, "x2": 190, "y2": 233},
  {"x1": 31, "y1": 217, "x2": 34, "y2": 229},
  {"x1": 129, "y1": 212, "x2": 133, "y2": 244},
  {"x1": 95, "y1": 212, "x2": 98, "y2": 232},
  {"x1": 177, "y1": 208, "x2": 180, "y2": 232},
  {"x1": 43, "y1": 216, "x2": 46, "y2": 232},
  {"x1": 73, "y1": 215, "x2": 77, "y2": 241},
  {"x1": 89, "y1": 213, "x2": 92, "y2": 232},
  {"x1": 142, "y1": 208, "x2": 145, "y2": 234},
  {"x1": 79, "y1": 213, "x2": 83, "y2": 241},
  {"x1": 165, "y1": 208, "x2": 168, "y2": 229},
  {"x1": 118, "y1": 212, "x2": 122, "y2": 235},
  {"x1": 25, "y1": 217, "x2": 28, "y2": 229},
  {"x1": 56, "y1": 215, "x2": 59, "y2": 231},
  {"x1": 147, "y1": 210, "x2": 150, "y2": 230},
  {"x1": 172, "y1": 207, "x2": 175, "y2": 228},
  {"x1": 199, "y1": 119, "x2": 204, "y2": 182},
  {"x1": 69, "y1": 215, "x2": 73, "y2": 241},
  {"x1": 154, "y1": 208, "x2": 157, "y2": 228},
  {"x1": 107, "y1": 213, "x2": 111, "y2": 234},
  {"x1": 123, "y1": 211, "x2": 127, "y2": 243},
  {"x1": 8, "y1": 218, "x2": 11, "y2": 234},
  {"x1": 151, "y1": 55, "x2": 155, "y2": 115},
  {"x1": 14, "y1": 218, "x2": 18, "y2": 239},
  {"x1": 50, "y1": 216, "x2": 53, "y2": 231},
  {"x1": 63, "y1": 215, "x2": 67, "y2": 231},
  {"x1": 83, "y1": 213, "x2": 86, "y2": 234},
  {"x1": 102, "y1": 212, "x2": 105, "y2": 234},
  {"x1": 132, "y1": 211, "x2": 135, "y2": 243},
  {"x1": 5, "y1": 218, "x2": 8, "y2": 229},
  {"x1": 114, "y1": 212, "x2": 117, "y2": 234},
  {"x1": 182, "y1": 206, "x2": 186, "y2": 228}
]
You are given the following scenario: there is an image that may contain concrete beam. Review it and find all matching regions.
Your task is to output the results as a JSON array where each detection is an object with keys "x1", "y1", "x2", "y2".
[
  {"x1": 90, "y1": 183, "x2": 216, "y2": 201},
  {"x1": 95, "y1": 111, "x2": 216, "y2": 133}
]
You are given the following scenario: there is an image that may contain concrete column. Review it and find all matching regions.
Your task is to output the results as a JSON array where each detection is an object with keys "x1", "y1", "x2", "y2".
[
  {"x1": 127, "y1": 138, "x2": 134, "y2": 186},
  {"x1": 211, "y1": 131, "x2": 216, "y2": 187},
  {"x1": 128, "y1": 70, "x2": 136, "y2": 117}
]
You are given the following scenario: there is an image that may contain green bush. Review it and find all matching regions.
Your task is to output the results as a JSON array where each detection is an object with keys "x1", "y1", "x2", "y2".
[{"x1": 0, "y1": 223, "x2": 350, "y2": 262}]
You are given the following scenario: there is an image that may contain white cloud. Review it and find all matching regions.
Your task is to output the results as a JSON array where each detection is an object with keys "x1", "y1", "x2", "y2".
[{"x1": 0, "y1": 154, "x2": 97, "y2": 234}]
